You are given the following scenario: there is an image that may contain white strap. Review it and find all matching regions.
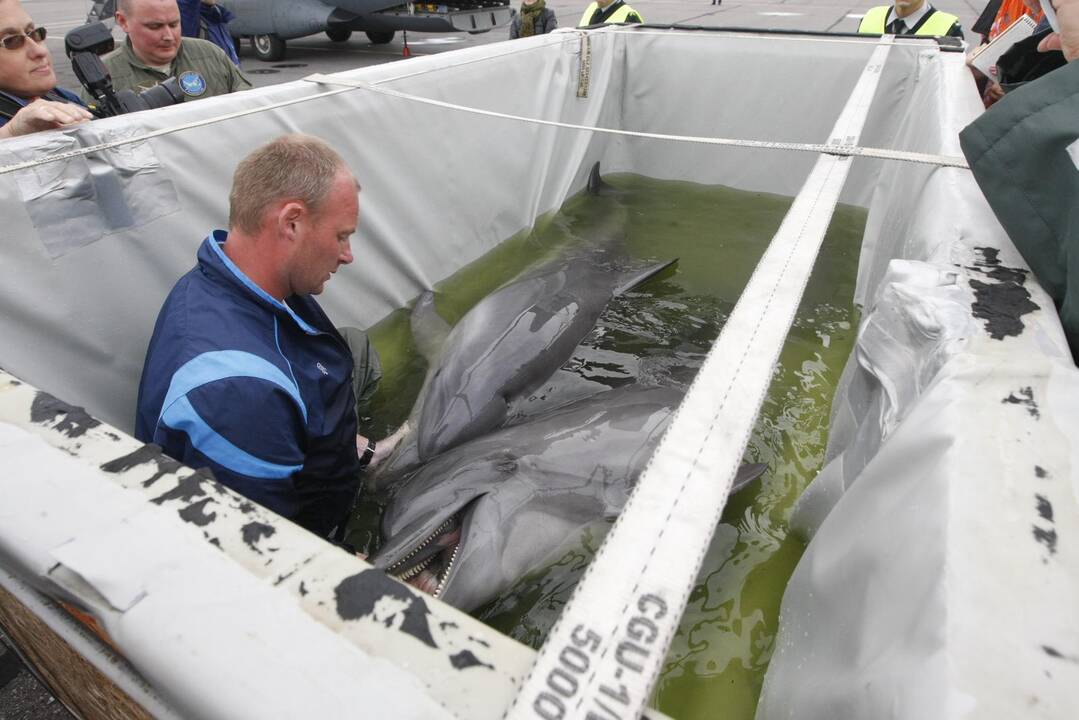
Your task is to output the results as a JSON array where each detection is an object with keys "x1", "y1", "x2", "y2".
[{"x1": 503, "y1": 37, "x2": 895, "y2": 720}]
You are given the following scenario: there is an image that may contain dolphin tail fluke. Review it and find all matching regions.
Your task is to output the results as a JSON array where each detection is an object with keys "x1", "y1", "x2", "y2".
[
  {"x1": 732, "y1": 462, "x2": 768, "y2": 494},
  {"x1": 410, "y1": 290, "x2": 451, "y2": 363},
  {"x1": 613, "y1": 258, "x2": 679, "y2": 296}
]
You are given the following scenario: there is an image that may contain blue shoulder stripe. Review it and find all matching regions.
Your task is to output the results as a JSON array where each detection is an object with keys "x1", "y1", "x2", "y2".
[
  {"x1": 161, "y1": 396, "x2": 302, "y2": 479},
  {"x1": 206, "y1": 232, "x2": 319, "y2": 335},
  {"x1": 159, "y1": 349, "x2": 308, "y2": 424}
]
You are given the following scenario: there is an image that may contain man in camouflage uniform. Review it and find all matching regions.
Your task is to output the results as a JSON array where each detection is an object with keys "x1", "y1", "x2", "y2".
[{"x1": 99, "y1": 0, "x2": 249, "y2": 103}]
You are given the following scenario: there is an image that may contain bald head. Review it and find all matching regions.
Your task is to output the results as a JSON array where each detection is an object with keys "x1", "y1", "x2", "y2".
[{"x1": 115, "y1": 0, "x2": 182, "y2": 66}]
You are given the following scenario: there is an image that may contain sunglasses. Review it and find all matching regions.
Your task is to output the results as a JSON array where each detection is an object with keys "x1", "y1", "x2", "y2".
[{"x1": 0, "y1": 26, "x2": 47, "y2": 51}]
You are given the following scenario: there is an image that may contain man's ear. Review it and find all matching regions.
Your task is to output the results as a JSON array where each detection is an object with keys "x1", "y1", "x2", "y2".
[
  {"x1": 277, "y1": 201, "x2": 306, "y2": 241},
  {"x1": 115, "y1": 11, "x2": 129, "y2": 33}
]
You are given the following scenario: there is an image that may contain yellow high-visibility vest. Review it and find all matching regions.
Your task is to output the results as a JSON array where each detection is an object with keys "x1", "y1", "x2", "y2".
[
  {"x1": 578, "y1": 1, "x2": 643, "y2": 27},
  {"x1": 858, "y1": 4, "x2": 959, "y2": 35}
]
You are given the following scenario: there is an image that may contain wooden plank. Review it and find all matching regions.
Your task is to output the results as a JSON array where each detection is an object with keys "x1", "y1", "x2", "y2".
[{"x1": 0, "y1": 584, "x2": 152, "y2": 720}]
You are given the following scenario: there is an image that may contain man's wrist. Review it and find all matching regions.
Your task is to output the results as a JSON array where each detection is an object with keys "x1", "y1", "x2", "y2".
[{"x1": 359, "y1": 438, "x2": 376, "y2": 468}]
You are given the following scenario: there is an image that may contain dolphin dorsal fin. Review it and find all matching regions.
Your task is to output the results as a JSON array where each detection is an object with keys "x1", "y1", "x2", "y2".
[
  {"x1": 410, "y1": 290, "x2": 451, "y2": 363},
  {"x1": 613, "y1": 258, "x2": 678, "y2": 297},
  {"x1": 587, "y1": 161, "x2": 603, "y2": 195}
]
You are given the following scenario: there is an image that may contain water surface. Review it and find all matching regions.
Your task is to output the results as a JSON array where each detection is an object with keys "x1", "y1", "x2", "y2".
[{"x1": 353, "y1": 174, "x2": 863, "y2": 718}]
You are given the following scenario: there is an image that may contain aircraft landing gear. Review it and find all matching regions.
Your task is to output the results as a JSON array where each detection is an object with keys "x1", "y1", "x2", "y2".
[
  {"x1": 326, "y1": 28, "x2": 353, "y2": 42},
  {"x1": 252, "y1": 34, "x2": 286, "y2": 62},
  {"x1": 365, "y1": 31, "x2": 396, "y2": 45}
]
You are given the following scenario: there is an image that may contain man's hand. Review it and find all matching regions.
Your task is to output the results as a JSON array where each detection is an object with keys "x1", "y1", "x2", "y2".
[
  {"x1": 983, "y1": 80, "x2": 1006, "y2": 107},
  {"x1": 357, "y1": 421, "x2": 411, "y2": 470},
  {"x1": 0, "y1": 99, "x2": 92, "y2": 140},
  {"x1": 1038, "y1": 0, "x2": 1079, "y2": 61}
]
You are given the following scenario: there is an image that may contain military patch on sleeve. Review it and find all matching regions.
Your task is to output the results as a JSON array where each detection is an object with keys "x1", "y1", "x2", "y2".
[{"x1": 178, "y1": 71, "x2": 208, "y2": 97}]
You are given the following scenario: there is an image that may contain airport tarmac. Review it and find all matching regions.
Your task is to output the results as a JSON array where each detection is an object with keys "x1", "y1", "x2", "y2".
[{"x1": 30, "y1": 0, "x2": 983, "y2": 94}]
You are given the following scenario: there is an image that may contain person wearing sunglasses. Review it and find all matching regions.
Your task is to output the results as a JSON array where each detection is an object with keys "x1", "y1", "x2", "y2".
[{"x1": 0, "y1": 0, "x2": 92, "y2": 140}]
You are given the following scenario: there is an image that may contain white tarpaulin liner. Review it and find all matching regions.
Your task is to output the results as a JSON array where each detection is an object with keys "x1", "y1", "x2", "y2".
[{"x1": 0, "y1": 26, "x2": 1077, "y2": 717}]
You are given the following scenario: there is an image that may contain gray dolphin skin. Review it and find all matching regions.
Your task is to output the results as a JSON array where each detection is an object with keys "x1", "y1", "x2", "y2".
[
  {"x1": 409, "y1": 255, "x2": 678, "y2": 466},
  {"x1": 371, "y1": 385, "x2": 767, "y2": 612}
]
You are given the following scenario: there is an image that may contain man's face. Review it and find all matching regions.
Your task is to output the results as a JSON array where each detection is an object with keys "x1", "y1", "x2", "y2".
[
  {"x1": 0, "y1": 1, "x2": 56, "y2": 98},
  {"x1": 893, "y1": 0, "x2": 925, "y2": 17},
  {"x1": 288, "y1": 170, "x2": 358, "y2": 297},
  {"x1": 116, "y1": 0, "x2": 182, "y2": 67}
]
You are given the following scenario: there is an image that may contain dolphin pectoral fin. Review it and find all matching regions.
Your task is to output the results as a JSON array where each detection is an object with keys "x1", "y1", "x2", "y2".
[
  {"x1": 732, "y1": 462, "x2": 768, "y2": 494},
  {"x1": 368, "y1": 427, "x2": 422, "y2": 492},
  {"x1": 613, "y1": 258, "x2": 679, "y2": 297},
  {"x1": 410, "y1": 290, "x2": 452, "y2": 364}
]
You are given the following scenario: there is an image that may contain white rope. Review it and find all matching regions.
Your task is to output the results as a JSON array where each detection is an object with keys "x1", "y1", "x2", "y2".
[
  {"x1": 503, "y1": 37, "x2": 896, "y2": 720},
  {"x1": 0, "y1": 30, "x2": 967, "y2": 177},
  {"x1": 0, "y1": 86, "x2": 358, "y2": 176},
  {"x1": 0, "y1": 35, "x2": 575, "y2": 177},
  {"x1": 301, "y1": 73, "x2": 969, "y2": 168}
]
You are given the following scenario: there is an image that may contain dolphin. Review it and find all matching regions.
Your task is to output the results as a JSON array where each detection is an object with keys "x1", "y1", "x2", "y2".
[
  {"x1": 372, "y1": 162, "x2": 674, "y2": 483},
  {"x1": 386, "y1": 255, "x2": 678, "y2": 476},
  {"x1": 370, "y1": 385, "x2": 767, "y2": 612}
]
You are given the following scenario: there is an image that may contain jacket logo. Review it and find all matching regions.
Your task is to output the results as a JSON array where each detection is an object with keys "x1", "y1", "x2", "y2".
[{"x1": 316, "y1": 362, "x2": 329, "y2": 376}]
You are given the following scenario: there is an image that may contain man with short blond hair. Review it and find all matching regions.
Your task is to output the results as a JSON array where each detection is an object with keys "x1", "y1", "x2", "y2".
[
  {"x1": 98, "y1": 0, "x2": 249, "y2": 104},
  {"x1": 136, "y1": 134, "x2": 398, "y2": 542},
  {"x1": 0, "y1": 0, "x2": 92, "y2": 139}
]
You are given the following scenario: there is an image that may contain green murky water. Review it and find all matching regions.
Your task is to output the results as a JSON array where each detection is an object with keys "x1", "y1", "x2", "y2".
[{"x1": 354, "y1": 175, "x2": 863, "y2": 719}]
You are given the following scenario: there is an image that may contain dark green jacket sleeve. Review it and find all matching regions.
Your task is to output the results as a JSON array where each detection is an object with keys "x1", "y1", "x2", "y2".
[{"x1": 959, "y1": 60, "x2": 1079, "y2": 360}]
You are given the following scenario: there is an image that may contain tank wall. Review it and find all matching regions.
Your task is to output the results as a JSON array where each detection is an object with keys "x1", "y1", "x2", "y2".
[
  {"x1": 2, "y1": 27, "x2": 1078, "y2": 719},
  {"x1": 0, "y1": 29, "x2": 899, "y2": 432}
]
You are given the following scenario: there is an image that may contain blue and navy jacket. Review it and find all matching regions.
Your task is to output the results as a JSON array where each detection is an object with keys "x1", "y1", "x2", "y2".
[
  {"x1": 135, "y1": 231, "x2": 362, "y2": 538},
  {"x1": 0, "y1": 87, "x2": 86, "y2": 128}
]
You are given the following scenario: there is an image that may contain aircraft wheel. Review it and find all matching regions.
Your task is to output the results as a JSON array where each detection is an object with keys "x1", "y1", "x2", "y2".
[
  {"x1": 252, "y1": 34, "x2": 286, "y2": 62},
  {"x1": 365, "y1": 31, "x2": 395, "y2": 45},
  {"x1": 326, "y1": 28, "x2": 353, "y2": 42}
]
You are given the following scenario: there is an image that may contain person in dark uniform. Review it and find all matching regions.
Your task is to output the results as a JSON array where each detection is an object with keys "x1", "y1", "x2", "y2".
[
  {"x1": 178, "y1": 0, "x2": 240, "y2": 66},
  {"x1": 0, "y1": 0, "x2": 92, "y2": 139}
]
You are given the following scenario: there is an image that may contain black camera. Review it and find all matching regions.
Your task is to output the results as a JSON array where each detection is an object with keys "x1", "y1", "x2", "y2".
[{"x1": 64, "y1": 22, "x2": 183, "y2": 118}]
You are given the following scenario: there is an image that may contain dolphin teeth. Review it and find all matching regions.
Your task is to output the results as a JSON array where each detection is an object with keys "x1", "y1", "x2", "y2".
[
  {"x1": 433, "y1": 539, "x2": 462, "y2": 599},
  {"x1": 386, "y1": 514, "x2": 459, "y2": 578},
  {"x1": 397, "y1": 553, "x2": 436, "y2": 581}
]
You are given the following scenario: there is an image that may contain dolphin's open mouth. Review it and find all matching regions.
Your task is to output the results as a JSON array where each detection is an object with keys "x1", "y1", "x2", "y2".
[{"x1": 385, "y1": 513, "x2": 463, "y2": 598}]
